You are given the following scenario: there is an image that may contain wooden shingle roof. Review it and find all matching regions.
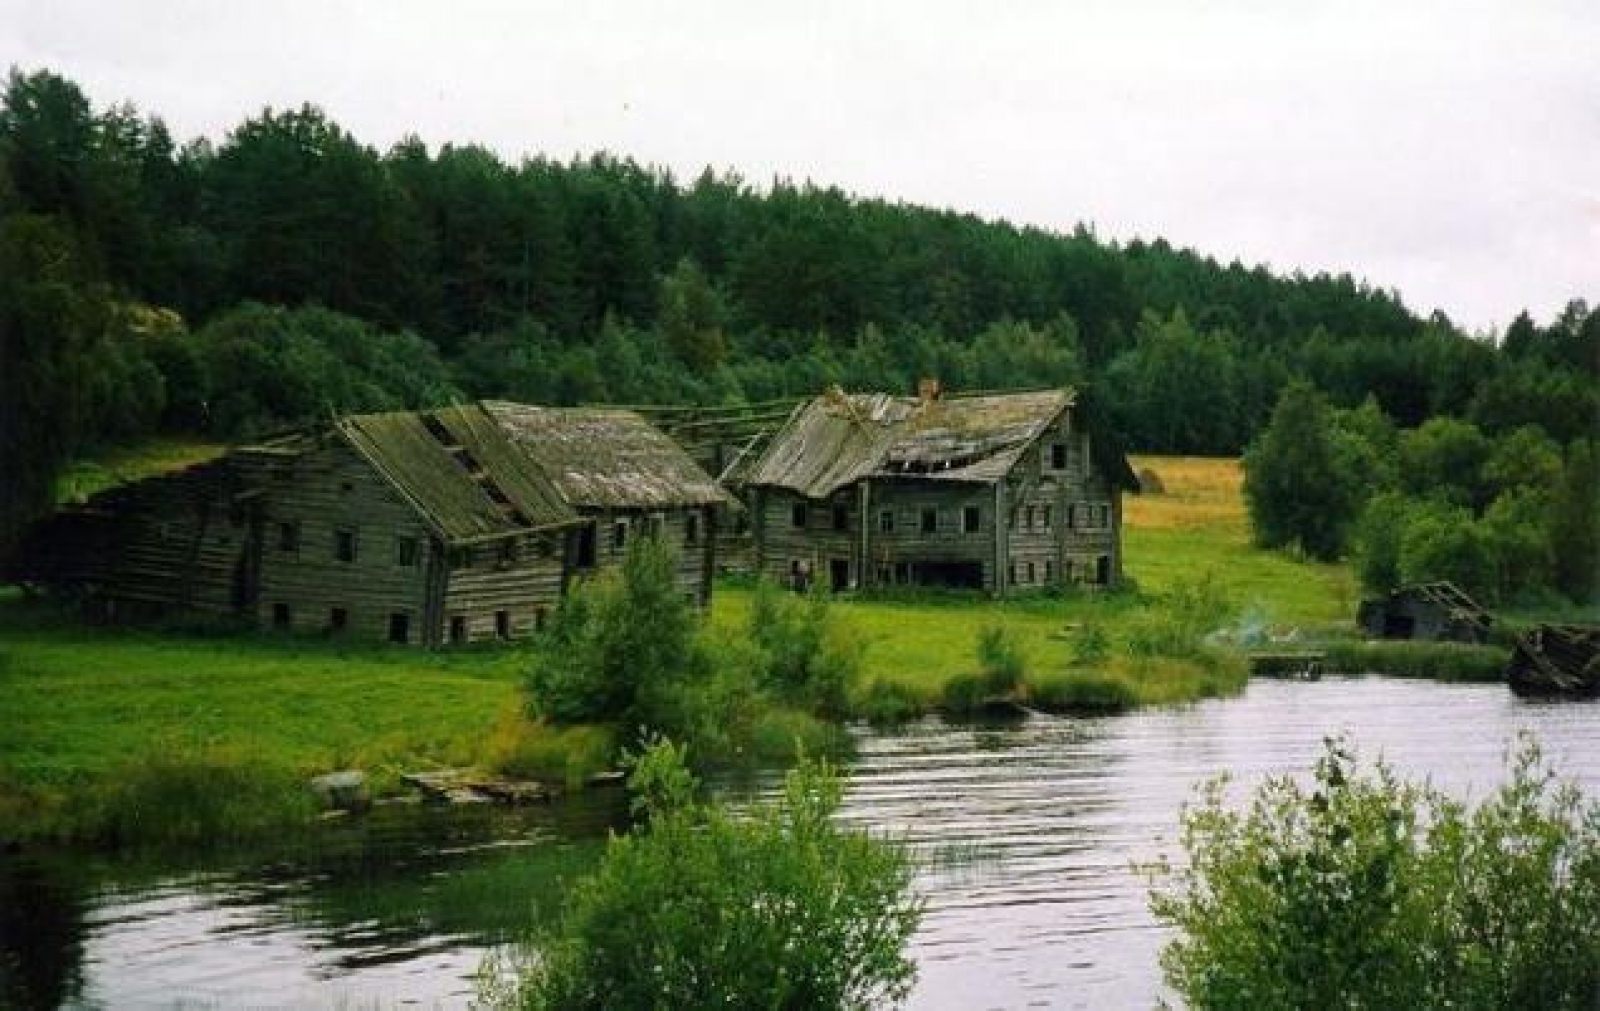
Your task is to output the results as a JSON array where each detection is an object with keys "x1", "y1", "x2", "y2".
[
  {"x1": 746, "y1": 388, "x2": 1083, "y2": 498},
  {"x1": 336, "y1": 404, "x2": 579, "y2": 542},
  {"x1": 482, "y1": 402, "x2": 731, "y2": 510}
]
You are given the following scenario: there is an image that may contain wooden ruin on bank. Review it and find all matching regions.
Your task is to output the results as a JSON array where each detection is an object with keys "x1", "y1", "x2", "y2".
[
  {"x1": 1357, "y1": 581, "x2": 1493, "y2": 643},
  {"x1": 17, "y1": 403, "x2": 728, "y2": 646},
  {"x1": 732, "y1": 383, "x2": 1138, "y2": 594}
]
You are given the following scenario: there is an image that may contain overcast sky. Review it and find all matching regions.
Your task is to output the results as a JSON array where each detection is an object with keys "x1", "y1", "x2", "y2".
[{"x1": 5, "y1": 0, "x2": 1597, "y2": 332}]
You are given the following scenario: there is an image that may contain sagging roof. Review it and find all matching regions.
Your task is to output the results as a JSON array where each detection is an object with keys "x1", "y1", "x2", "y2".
[
  {"x1": 333, "y1": 404, "x2": 579, "y2": 542},
  {"x1": 746, "y1": 388, "x2": 1103, "y2": 499},
  {"x1": 483, "y1": 402, "x2": 731, "y2": 510}
]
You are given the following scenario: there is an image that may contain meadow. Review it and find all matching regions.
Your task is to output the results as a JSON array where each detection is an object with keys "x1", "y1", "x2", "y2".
[{"x1": 0, "y1": 456, "x2": 1360, "y2": 845}]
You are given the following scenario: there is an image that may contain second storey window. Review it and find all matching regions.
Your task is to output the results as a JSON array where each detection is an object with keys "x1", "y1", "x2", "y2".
[
  {"x1": 791, "y1": 502, "x2": 808, "y2": 528},
  {"x1": 1051, "y1": 443, "x2": 1067, "y2": 469},
  {"x1": 396, "y1": 536, "x2": 419, "y2": 567},
  {"x1": 277, "y1": 521, "x2": 299, "y2": 553},
  {"x1": 962, "y1": 506, "x2": 981, "y2": 533},
  {"x1": 334, "y1": 528, "x2": 357, "y2": 563},
  {"x1": 832, "y1": 503, "x2": 849, "y2": 532},
  {"x1": 1042, "y1": 506, "x2": 1052, "y2": 529},
  {"x1": 613, "y1": 520, "x2": 628, "y2": 550},
  {"x1": 920, "y1": 509, "x2": 938, "y2": 533},
  {"x1": 879, "y1": 510, "x2": 895, "y2": 533}
]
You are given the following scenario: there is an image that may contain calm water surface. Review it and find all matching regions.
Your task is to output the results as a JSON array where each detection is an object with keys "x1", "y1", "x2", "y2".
[{"x1": 4, "y1": 677, "x2": 1597, "y2": 1010}]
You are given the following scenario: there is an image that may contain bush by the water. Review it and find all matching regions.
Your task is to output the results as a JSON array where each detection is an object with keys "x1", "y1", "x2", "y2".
[
  {"x1": 1149, "y1": 735, "x2": 1600, "y2": 1010},
  {"x1": 852, "y1": 679, "x2": 930, "y2": 726},
  {"x1": 481, "y1": 739, "x2": 923, "y2": 1009},
  {"x1": 86, "y1": 748, "x2": 316, "y2": 848},
  {"x1": 747, "y1": 580, "x2": 863, "y2": 717},
  {"x1": 1026, "y1": 670, "x2": 1137, "y2": 713},
  {"x1": 1323, "y1": 639, "x2": 1510, "y2": 682},
  {"x1": 976, "y1": 624, "x2": 1026, "y2": 696}
]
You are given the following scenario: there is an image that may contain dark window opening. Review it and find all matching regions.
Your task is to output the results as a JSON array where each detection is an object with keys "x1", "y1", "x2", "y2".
[
  {"x1": 1051, "y1": 443, "x2": 1067, "y2": 469},
  {"x1": 272, "y1": 603, "x2": 291, "y2": 629},
  {"x1": 397, "y1": 536, "x2": 419, "y2": 567},
  {"x1": 832, "y1": 503, "x2": 849, "y2": 532},
  {"x1": 1026, "y1": 561, "x2": 1036, "y2": 583},
  {"x1": 449, "y1": 615, "x2": 467, "y2": 644},
  {"x1": 535, "y1": 607, "x2": 549, "y2": 632},
  {"x1": 911, "y1": 561, "x2": 984, "y2": 589},
  {"x1": 1042, "y1": 506, "x2": 1052, "y2": 530},
  {"x1": 330, "y1": 607, "x2": 348, "y2": 632},
  {"x1": 920, "y1": 509, "x2": 938, "y2": 533},
  {"x1": 495, "y1": 610, "x2": 511, "y2": 640},
  {"x1": 278, "y1": 522, "x2": 299, "y2": 553},
  {"x1": 1009, "y1": 563, "x2": 1018, "y2": 585},
  {"x1": 1095, "y1": 555, "x2": 1111, "y2": 585},
  {"x1": 879, "y1": 510, "x2": 895, "y2": 533},
  {"x1": 829, "y1": 558, "x2": 850, "y2": 592},
  {"x1": 1045, "y1": 561, "x2": 1055, "y2": 582},
  {"x1": 340, "y1": 481, "x2": 354, "y2": 493},
  {"x1": 1025, "y1": 507, "x2": 1036, "y2": 530},
  {"x1": 685, "y1": 513, "x2": 699, "y2": 546},
  {"x1": 497, "y1": 539, "x2": 517, "y2": 566},
  {"x1": 791, "y1": 502, "x2": 808, "y2": 528},
  {"x1": 612, "y1": 521, "x2": 627, "y2": 550},
  {"x1": 575, "y1": 524, "x2": 597, "y2": 568},
  {"x1": 962, "y1": 506, "x2": 981, "y2": 533},
  {"x1": 388, "y1": 612, "x2": 410, "y2": 644},
  {"x1": 335, "y1": 528, "x2": 357, "y2": 563}
]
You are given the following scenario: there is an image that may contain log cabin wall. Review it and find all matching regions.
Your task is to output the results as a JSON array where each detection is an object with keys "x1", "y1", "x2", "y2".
[
  {"x1": 1003, "y1": 412, "x2": 1121, "y2": 590},
  {"x1": 754, "y1": 488, "x2": 861, "y2": 590},
  {"x1": 252, "y1": 442, "x2": 436, "y2": 644},
  {"x1": 861, "y1": 480, "x2": 997, "y2": 591},
  {"x1": 439, "y1": 530, "x2": 567, "y2": 644},
  {"x1": 576, "y1": 505, "x2": 716, "y2": 604}
]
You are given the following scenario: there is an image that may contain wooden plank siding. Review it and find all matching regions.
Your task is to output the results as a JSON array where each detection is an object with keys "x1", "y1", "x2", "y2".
[{"x1": 573, "y1": 505, "x2": 717, "y2": 605}]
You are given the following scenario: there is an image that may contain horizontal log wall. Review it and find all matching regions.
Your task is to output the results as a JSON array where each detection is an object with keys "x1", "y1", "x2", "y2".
[
  {"x1": 575, "y1": 505, "x2": 716, "y2": 605},
  {"x1": 441, "y1": 530, "x2": 567, "y2": 643}
]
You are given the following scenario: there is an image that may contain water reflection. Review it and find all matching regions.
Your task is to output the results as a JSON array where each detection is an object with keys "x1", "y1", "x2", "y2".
[{"x1": 2, "y1": 678, "x2": 1596, "y2": 1009}]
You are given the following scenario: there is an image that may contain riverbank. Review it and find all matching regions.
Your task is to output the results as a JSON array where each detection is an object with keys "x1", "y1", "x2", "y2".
[{"x1": 0, "y1": 456, "x2": 1359, "y2": 847}]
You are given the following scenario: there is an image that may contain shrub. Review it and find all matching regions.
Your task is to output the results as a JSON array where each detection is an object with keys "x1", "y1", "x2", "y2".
[
  {"x1": 852, "y1": 679, "x2": 930, "y2": 726},
  {"x1": 1071, "y1": 622, "x2": 1111, "y2": 666},
  {"x1": 525, "y1": 537, "x2": 709, "y2": 738},
  {"x1": 976, "y1": 624, "x2": 1025, "y2": 696},
  {"x1": 747, "y1": 579, "x2": 863, "y2": 717},
  {"x1": 940, "y1": 671, "x2": 991, "y2": 716},
  {"x1": 1149, "y1": 735, "x2": 1600, "y2": 1010},
  {"x1": 484, "y1": 741, "x2": 923, "y2": 1009},
  {"x1": 1026, "y1": 671, "x2": 1137, "y2": 714},
  {"x1": 1125, "y1": 575, "x2": 1234, "y2": 659}
]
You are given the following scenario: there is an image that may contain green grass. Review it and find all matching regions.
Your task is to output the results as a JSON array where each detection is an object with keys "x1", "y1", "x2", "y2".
[
  {"x1": 1322, "y1": 640, "x2": 1511, "y2": 682},
  {"x1": 0, "y1": 455, "x2": 1364, "y2": 843}
]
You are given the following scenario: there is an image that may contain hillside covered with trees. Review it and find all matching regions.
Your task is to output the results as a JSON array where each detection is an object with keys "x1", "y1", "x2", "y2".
[{"x1": 2, "y1": 67, "x2": 1595, "y2": 568}]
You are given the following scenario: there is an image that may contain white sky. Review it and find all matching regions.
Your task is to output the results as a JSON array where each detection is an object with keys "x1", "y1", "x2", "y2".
[{"x1": 5, "y1": 0, "x2": 1598, "y2": 332}]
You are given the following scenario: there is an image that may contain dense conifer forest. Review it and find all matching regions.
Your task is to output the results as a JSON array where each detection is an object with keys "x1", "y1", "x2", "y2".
[{"x1": 1, "y1": 67, "x2": 1595, "y2": 574}]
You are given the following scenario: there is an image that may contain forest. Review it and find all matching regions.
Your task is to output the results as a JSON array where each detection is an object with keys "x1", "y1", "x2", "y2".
[{"x1": 1, "y1": 66, "x2": 1595, "y2": 585}]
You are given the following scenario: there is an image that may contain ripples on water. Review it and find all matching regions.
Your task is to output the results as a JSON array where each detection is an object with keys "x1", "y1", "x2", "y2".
[{"x1": 3, "y1": 678, "x2": 1596, "y2": 1010}]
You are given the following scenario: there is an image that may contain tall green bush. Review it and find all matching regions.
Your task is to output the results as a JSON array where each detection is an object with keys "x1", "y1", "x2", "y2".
[
  {"x1": 483, "y1": 740, "x2": 923, "y2": 1009},
  {"x1": 747, "y1": 579, "x2": 862, "y2": 717},
  {"x1": 1150, "y1": 735, "x2": 1600, "y2": 1010}
]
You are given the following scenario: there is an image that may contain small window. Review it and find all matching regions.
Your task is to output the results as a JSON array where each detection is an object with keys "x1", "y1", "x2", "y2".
[
  {"x1": 534, "y1": 607, "x2": 549, "y2": 632},
  {"x1": 340, "y1": 481, "x2": 355, "y2": 493},
  {"x1": 879, "y1": 510, "x2": 895, "y2": 533},
  {"x1": 1009, "y1": 563, "x2": 1018, "y2": 585},
  {"x1": 1008, "y1": 508, "x2": 1018, "y2": 529},
  {"x1": 791, "y1": 502, "x2": 808, "y2": 528},
  {"x1": 396, "y1": 536, "x2": 419, "y2": 567},
  {"x1": 495, "y1": 610, "x2": 511, "y2": 640},
  {"x1": 1025, "y1": 506, "x2": 1036, "y2": 530},
  {"x1": 388, "y1": 612, "x2": 410, "y2": 644},
  {"x1": 1050, "y1": 443, "x2": 1067, "y2": 469},
  {"x1": 1042, "y1": 506, "x2": 1052, "y2": 530},
  {"x1": 613, "y1": 521, "x2": 627, "y2": 550},
  {"x1": 920, "y1": 509, "x2": 937, "y2": 533},
  {"x1": 335, "y1": 528, "x2": 357, "y2": 563},
  {"x1": 1026, "y1": 561, "x2": 1036, "y2": 583},
  {"x1": 832, "y1": 503, "x2": 849, "y2": 532},
  {"x1": 1045, "y1": 561, "x2": 1055, "y2": 582},
  {"x1": 271, "y1": 603, "x2": 291, "y2": 629},
  {"x1": 685, "y1": 513, "x2": 700, "y2": 546},
  {"x1": 277, "y1": 522, "x2": 299, "y2": 553},
  {"x1": 1068, "y1": 504, "x2": 1078, "y2": 529},
  {"x1": 449, "y1": 615, "x2": 467, "y2": 644},
  {"x1": 1099, "y1": 504, "x2": 1110, "y2": 527},
  {"x1": 329, "y1": 607, "x2": 348, "y2": 632},
  {"x1": 963, "y1": 506, "x2": 981, "y2": 533}
]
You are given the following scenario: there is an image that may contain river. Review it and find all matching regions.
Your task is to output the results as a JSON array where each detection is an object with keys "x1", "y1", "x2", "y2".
[{"x1": 3, "y1": 677, "x2": 1596, "y2": 1010}]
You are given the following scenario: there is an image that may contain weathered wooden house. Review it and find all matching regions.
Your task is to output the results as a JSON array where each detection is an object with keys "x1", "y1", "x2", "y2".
[
  {"x1": 483, "y1": 403, "x2": 731, "y2": 605},
  {"x1": 1357, "y1": 582, "x2": 1492, "y2": 643},
  {"x1": 18, "y1": 402, "x2": 727, "y2": 644},
  {"x1": 739, "y1": 385, "x2": 1137, "y2": 595}
]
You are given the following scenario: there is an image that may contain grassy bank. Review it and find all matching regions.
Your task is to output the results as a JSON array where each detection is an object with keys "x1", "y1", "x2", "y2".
[
  {"x1": 1, "y1": 455, "x2": 1360, "y2": 846},
  {"x1": 1321, "y1": 639, "x2": 1511, "y2": 682}
]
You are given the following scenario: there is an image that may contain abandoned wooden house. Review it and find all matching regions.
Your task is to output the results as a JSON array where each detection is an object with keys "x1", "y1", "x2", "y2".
[
  {"x1": 17, "y1": 402, "x2": 728, "y2": 645},
  {"x1": 482, "y1": 402, "x2": 731, "y2": 605},
  {"x1": 738, "y1": 384, "x2": 1138, "y2": 594},
  {"x1": 1356, "y1": 581, "x2": 1492, "y2": 644}
]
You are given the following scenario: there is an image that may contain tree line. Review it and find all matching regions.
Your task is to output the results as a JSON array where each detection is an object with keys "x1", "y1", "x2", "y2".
[{"x1": 1, "y1": 66, "x2": 1595, "y2": 562}]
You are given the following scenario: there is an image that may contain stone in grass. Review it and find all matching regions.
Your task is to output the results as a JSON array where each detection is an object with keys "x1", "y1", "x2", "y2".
[{"x1": 309, "y1": 770, "x2": 370, "y2": 813}]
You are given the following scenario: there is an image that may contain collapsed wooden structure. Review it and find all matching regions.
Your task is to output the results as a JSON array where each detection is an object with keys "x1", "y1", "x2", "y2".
[
  {"x1": 17, "y1": 403, "x2": 728, "y2": 646},
  {"x1": 1357, "y1": 582, "x2": 1493, "y2": 644},
  {"x1": 735, "y1": 384, "x2": 1138, "y2": 595},
  {"x1": 1506, "y1": 624, "x2": 1600, "y2": 695}
]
